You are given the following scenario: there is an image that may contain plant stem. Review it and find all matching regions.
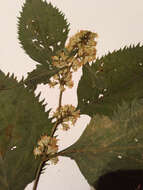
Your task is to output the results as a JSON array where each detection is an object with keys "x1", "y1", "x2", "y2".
[
  {"x1": 59, "y1": 89, "x2": 63, "y2": 108},
  {"x1": 33, "y1": 88, "x2": 64, "y2": 190},
  {"x1": 33, "y1": 160, "x2": 46, "y2": 190},
  {"x1": 50, "y1": 89, "x2": 63, "y2": 137}
]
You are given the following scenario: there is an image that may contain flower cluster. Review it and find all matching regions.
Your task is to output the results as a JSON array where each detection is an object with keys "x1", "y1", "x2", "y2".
[
  {"x1": 52, "y1": 51, "x2": 69, "y2": 68},
  {"x1": 49, "y1": 68, "x2": 73, "y2": 91},
  {"x1": 49, "y1": 30, "x2": 98, "y2": 90},
  {"x1": 66, "y1": 30, "x2": 98, "y2": 65},
  {"x1": 53, "y1": 105, "x2": 80, "y2": 131},
  {"x1": 33, "y1": 135, "x2": 59, "y2": 165}
]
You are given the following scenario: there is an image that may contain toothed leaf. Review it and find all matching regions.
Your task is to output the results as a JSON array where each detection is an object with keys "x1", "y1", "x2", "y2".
[
  {"x1": 0, "y1": 71, "x2": 52, "y2": 190},
  {"x1": 18, "y1": 0, "x2": 70, "y2": 89},
  {"x1": 25, "y1": 64, "x2": 59, "y2": 90},
  {"x1": 18, "y1": 0, "x2": 69, "y2": 64},
  {"x1": 62, "y1": 99, "x2": 143, "y2": 187},
  {"x1": 77, "y1": 45, "x2": 143, "y2": 117}
]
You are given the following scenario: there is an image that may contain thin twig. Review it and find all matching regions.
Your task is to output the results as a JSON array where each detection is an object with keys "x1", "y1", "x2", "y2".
[
  {"x1": 32, "y1": 89, "x2": 63, "y2": 190},
  {"x1": 50, "y1": 120, "x2": 60, "y2": 137},
  {"x1": 33, "y1": 160, "x2": 46, "y2": 190},
  {"x1": 50, "y1": 90, "x2": 63, "y2": 137},
  {"x1": 59, "y1": 90, "x2": 63, "y2": 108}
]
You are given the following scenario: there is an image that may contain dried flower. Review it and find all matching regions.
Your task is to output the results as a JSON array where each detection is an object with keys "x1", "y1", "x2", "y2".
[
  {"x1": 53, "y1": 105, "x2": 80, "y2": 131},
  {"x1": 66, "y1": 80, "x2": 74, "y2": 88},
  {"x1": 49, "y1": 81, "x2": 58, "y2": 88},
  {"x1": 33, "y1": 135, "x2": 59, "y2": 164},
  {"x1": 33, "y1": 146, "x2": 43, "y2": 157},
  {"x1": 62, "y1": 123, "x2": 70, "y2": 131},
  {"x1": 40, "y1": 135, "x2": 51, "y2": 146},
  {"x1": 66, "y1": 30, "x2": 98, "y2": 66},
  {"x1": 49, "y1": 30, "x2": 98, "y2": 91},
  {"x1": 50, "y1": 156, "x2": 59, "y2": 165},
  {"x1": 53, "y1": 74, "x2": 59, "y2": 80}
]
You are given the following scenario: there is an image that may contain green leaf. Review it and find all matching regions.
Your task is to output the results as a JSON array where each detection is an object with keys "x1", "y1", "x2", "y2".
[
  {"x1": 0, "y1": 156, "x2": 9, "y2": 189},
  {"x1": 25, "y1": 64, "x2": 59, "y2": 90},
  {"x1": 18, "y1": 0, "x2": 69, "y2": 65},
  {"x1": 0, "y1": 71, "x2": 52, "y2": 190},
  {"x1": 18, "y1": 0, "x2": 70, "y2": 89},
  {"x1": 62, "y1": 99, "x2": 143, "y2": 187},
  {"x1": 77, "y1": 44, "x2": 143, "y2": 117}
]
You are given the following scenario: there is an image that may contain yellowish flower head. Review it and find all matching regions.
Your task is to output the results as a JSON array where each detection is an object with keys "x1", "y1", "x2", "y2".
[
  {"x1": 33, "y1": 135, "x2": 59, "y2": 164},
  {"x1": 50, "y1": 30, "x2": 98, "y2": 90},
  {"x1": 33, "y1": 146, "x2": 43, "y2": 157}
]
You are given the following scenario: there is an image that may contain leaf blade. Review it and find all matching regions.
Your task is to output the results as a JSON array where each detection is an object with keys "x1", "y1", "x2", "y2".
[
  {"x1": 62, "y1": 100, "x2": 143, "y2": 187},
  {"x1": 25, "y1": 64, "x2": 59, "y2": 89},
  {"x1": 18, "y1": 0, "x2": 70, "y2": 65},
  {"x1": 77, "y1": 44, "x2": 143, "y2": 117},
  {"x1": 0, "y1": 71, "x2": 52, "y2": 190}
]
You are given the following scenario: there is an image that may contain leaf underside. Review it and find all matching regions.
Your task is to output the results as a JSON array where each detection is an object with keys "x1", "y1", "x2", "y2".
[
  {"x1": 62, "y1": 99, "x2": 143, "y2": 187},
  {"x1": 0, "y1": 71, "x2": 52, "y2": 190},
  {"x1": 18, "y1": 0, "x2": 70, "y2": 89},
  {"x1": 77, "y1": 44, "x2": 143, "y2": 117}
]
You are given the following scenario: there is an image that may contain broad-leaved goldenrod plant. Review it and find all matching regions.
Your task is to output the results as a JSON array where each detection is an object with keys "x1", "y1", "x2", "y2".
[{"x1": 0, "y1": 0, "x2": 143, "y2": 190}]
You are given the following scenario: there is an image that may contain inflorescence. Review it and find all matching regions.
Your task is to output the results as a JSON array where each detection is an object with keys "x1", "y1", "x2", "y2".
[
  {"x1": 33, "y1": 30, "x2": 98, "y2": 164},
  {"x1": 49, "y1": 30, "x2": 98, "y2": 91},
  {"x1": 53, "y1": 104, "x2": 80, "y2": 131},
  {"x1": 33, "y1": 135, "x2": 59, "y2": 164}
]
